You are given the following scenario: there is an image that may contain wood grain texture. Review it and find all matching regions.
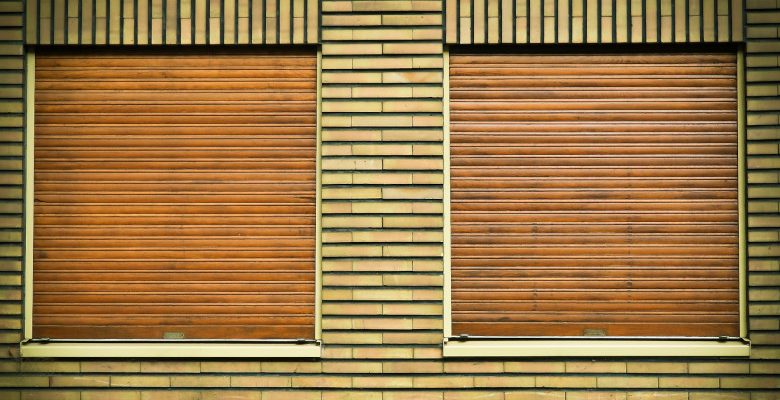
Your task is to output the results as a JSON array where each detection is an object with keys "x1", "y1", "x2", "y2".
[
  {"x1": 449, "y1": 51, "x2": 739, "y2": 338},
  {"x1": 33, "y1": 48, "x2": 317, "y2": 340}
]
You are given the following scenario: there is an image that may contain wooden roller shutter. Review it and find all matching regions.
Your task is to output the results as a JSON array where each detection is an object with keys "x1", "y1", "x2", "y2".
[
  {"x1": 449, "y1": 51, "x2": 739, "y2": 337},
  {"x1": 33, "y1": 48, "x2": 317, "y2": 340}
]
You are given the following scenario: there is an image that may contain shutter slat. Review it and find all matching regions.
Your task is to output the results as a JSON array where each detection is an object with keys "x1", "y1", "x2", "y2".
[
  {"x1": 33, "y1": 49, "x2": 317, "y2": 340},
  {"x1": 449, "y1": 51, "x2": 739, "y2": 338}
]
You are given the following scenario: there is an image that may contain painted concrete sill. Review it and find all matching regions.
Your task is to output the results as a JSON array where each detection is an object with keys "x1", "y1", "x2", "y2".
[
  {"x1": 20, "y1": 342, "x2": 322, "y2": 358},
  {"x1": 442, "y1": 339, "x2": 751, "y2": 358}
]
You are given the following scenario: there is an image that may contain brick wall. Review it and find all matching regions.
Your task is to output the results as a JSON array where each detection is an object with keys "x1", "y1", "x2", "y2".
[{"x1": 0, "y1": 0, "x2": 779, "y2": 398}]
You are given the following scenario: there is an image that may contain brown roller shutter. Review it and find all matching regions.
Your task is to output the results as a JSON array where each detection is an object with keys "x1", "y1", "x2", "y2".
[
  {"x1": 449, "y1": 51, "x2": 739, "y2": 337},
  {"x1": 33, "y1": 48, "x2": 317, "y2": 340}
]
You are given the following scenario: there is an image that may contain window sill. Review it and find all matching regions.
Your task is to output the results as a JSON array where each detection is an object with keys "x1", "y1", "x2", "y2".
[
  {"x1": 442, "y1": 339, "x2": 750, "y2": 358},
  {"x1": 20, "y1": 342, "x2": 322, "y2": 358}
]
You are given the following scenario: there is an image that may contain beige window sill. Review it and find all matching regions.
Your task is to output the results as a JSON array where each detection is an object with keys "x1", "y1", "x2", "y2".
[
  {"x1": 443, "y1": 339, "x2": 750, "y2": 358},
  {"x1": 20, "y1": 342, "x2": 321, "y2": 358}
]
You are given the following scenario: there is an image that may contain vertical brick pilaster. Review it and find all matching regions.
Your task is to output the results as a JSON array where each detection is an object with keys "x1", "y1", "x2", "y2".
[
  {"x1": 319, "y1": 0, "x2": 446, "y2": 359},
  {"x1": 745, "y1": 0, "x2": 780, "y2": 359},
  {"x1": 0, "y1": 0, "x2": 24, "y2": 356}
]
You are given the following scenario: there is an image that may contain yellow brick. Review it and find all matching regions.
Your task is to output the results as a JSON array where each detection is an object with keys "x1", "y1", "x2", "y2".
[
  {"x1": 352, "y1": 114, "x2": 413, "y2": 127},
  {"x1": 322, "y1": 332, "x2": 383, "y2": 344},
  {"x1": 322, "y1": 216, "x2": 382, "y2": 228},
  {"x1": 263, "y1": 392, "x2": 321, "y2": 400},
  {"x1": 689, "y1": 394, "x2": 749, "y2": 400},
  {"x1": 353, "y1": 347, "x2": 415, "y2": 359},
  {"x1": 413, "y1": 347, "x2": 442, "y2": 358},
  {"x1": 353, "y1": 173, "x2": 413, "y2": 185},
  {"x1": 81, "y1": 392, "x2": 141, "y2": 400},
  {"x1": 291, "y1": 376, "x2": 351, "y2": 388},
  {"x1": 689, "y1": 362, "x2": 749, "y2": 374},
  {"x1": 353, "y1": 144, "x2": 413, "y2": 156},
  {"x1": 413, "y1": 376, "x2": 474, "y2": 388},
  {"x1": 354, "y1": 29, "x2": 415, "y2": 40},
  {"x1": 536, "y1": 376, "x2": 597, "y2": 388},
  {"x1": 383, "y1": 158, "x2": 443, "y2": 170},
  {"x1": 382, "y1": 332, "x2": 441, "y2": 344},
  {"x1": 505, "y1": 392, "x2": 564, "y2": 400},
  {"x1": 626, "y1": 362, "x2": 687, "y2": 374},
  {"x1": 352, "y1": 202, "x2": 413, "y2": 213},
  {"x1": 353, "y1": 57, "x2": 414, "y2": 69},
  {"x1": 383, "y1": 42, "x2": 443, "y2": 54},
  {"x1": 383, "y1": 244, "x2": 442, "y2": 257},
  {"x1": 323, "y1": 101, "x2": 382, "y2": 113},
  {"x1": 322, "y1": 244, "x2": 383, "y2": 257},
  {"x1": 321, "y1": 29, "x2": 355, "y2": 42},
  {"x1": 383, "y1": 303, "x2": 442, "y2": 315},
  {"x1": 383, "y1": 215, "x2": 443, "y2": 228},
  {"x1": 566, "y1": 393, "x2": 626, "y2": 400},
  {"x1": 200, "y1": 362, "x2": 261, "y2": 373},
  {"x1": 596, "y1": 377, "x2": 658, "y2": 389},
  {"x1": 260, "y1": 362, "x2": 322, "y2": 373},
  {"x1": 413, "y1": 315, "x2": 443, "y2": 329},
  {"x1": 323, "y1": 43, "x2": 382, "y2": 55},
  {"x1": 566, "y1": 361, "x2": 626, "y2": 373},
  {"x1": 322, "y1": 361, "x2": 383, "y2": 373},
  {"x1": 322, "y1": 187, "x2": 382, "y2": 199},
  {"x1": 720, "y1": 377, "x2": 780, "y2": 388},
  {"x1": 383, "y1": 392, "x2": 443, "y2": 400},
  {"x1": 383, "y1": 71, "x2": 442, "y2": 84},
  {"x1": 323, "y1": 72, "x2": 383, "y2": 84},
  {"x1": 354, "y1": 286, "x2": 413, "y2": 300},
  {"x1": 20, "y1": 362, "x2": 79, "y2": 373},
  {"x1": 322, "y1": 232, "x2": 354, "y2": 243},
  {"x1": 383, "y1": 273, "x2": 442, "y2": 285},
  {"x1": 202, "y1": 391, "x2": 260, "y2": 400},
  {"x1": 323, "y1": 392, "x2": 382, "y2": 400},
  {"x1": 50, "y1": 376, "x2": 110, "y2": 387},
  {"x1": 322, "y1": 87, "x2": 353, "y2": 98},
  {"x1": 353, "y1": 259, "x2": 413, "y2": 271},
  {"x1": 323, "y1": 14, "x2": 382, "y2": 25},
  {"x1": 140, "y1": 362, "x2": 199, "y2": 373},
  {"x1": 80, "y1": 362, "x2": 141, "y2": 373},
  {"x1": 383, "y1": 101, "x2": 442, "y2": 113},
  {"x1": 323, "y1": 273, "x2": 383, "y2": 286},
  {"x1": 323, "y1": 130, "x2": 382, "y2": 141},
  {"x1": 444, "y1": 392, "x2": 503, "y2": 400},
  {"x1": 322, "y1": 303, "x2": 383, "y2": 315},
  {"x1": 322, "y1": 288, "x2": 352, "y2": 300},
  {"x1": 383, "y1": 361, "x2": 444, "y2": 373},
  {"x1": 473, "y1": 376, "x2": 535, "y2": 387},
  {"x1": 352, "y1": 86, "x2": 413, "y2": 98},
  {"x1": 382, "y1": 14, "x2": 442, "y2": 25},
  {"x1": 659, "y1": 377, "x2": 719, "y2": 389},
  {"x1": 170, "y1": 376, "x2": 230, "y2": 387},
  {"x1": 351, "y1": 317, "x2": 414, "y2": 330},
  {"x1": 444, "y1": 361, "x2": 504, "y2": 373},
  {"x1": 352, "y1": 376, "x2": 413, "y2": 389},
  {"x1": 412, "y1": 231, "x2": 443, "y2": 242},
  {"x1": 382, "y1": 187, "x2": 442, "y2": 199},
  {"x1": 383, "y1": 129, "x2": 443, "y2": 141},
  {"x1": 20, "y1": 392, "x2": 79, "y2": 400},
  {"x1": 626, "y1": 393, "x2": 687, "y2": 400},
  {"x1": 322, "y1": 202, "x2": 353, "y2": 214},
  {"x1": 321, "y1": 145, "x2": 352, "y2": 157},
  {"x1": 110, "y1": 376, "x2": 170, "y2": 388}
]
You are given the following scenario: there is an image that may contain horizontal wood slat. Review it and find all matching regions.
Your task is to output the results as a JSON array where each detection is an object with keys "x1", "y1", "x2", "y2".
[
  {"x1": 449, "y1": 51, "x2": 739, "y2": 338},
  {"x1": 33, "y1": 48, "x2": 317, "y2": 340}
]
